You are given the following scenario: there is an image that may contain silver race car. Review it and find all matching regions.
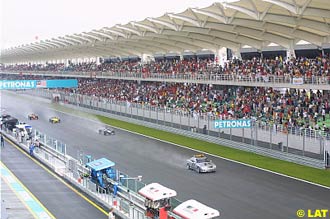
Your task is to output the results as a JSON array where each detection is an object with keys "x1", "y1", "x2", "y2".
[
  {"x1": 98, "y1": 126, "x2": 115, "y2": 135},
  {"x1": 186, "y1": 154, "x2": 216, "y2": 173}
]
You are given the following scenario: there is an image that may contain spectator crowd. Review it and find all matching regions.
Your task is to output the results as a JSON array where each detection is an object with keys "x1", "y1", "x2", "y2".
[
  {"x1": 69, "y1": 78, "x2": 330, "y2": 133},
  {"x1": 1, "y1": 56, "x2": 330, "y2": 81}
]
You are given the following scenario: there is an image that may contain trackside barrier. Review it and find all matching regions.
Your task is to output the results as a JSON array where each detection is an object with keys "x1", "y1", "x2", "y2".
[{"x1": 26, "y1": 89, "x2": 328, "y2": 163}]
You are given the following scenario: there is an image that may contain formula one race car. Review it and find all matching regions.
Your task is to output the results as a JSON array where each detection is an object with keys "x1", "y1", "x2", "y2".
[
  {"x1": 98, "y1": 126, "x2": 115, "y2": 135},
  {"x1": 28, "y1": 113, "x2": 39, "y2": 120},
  {"x1": 186, "y1": 154, "x2": 216, "y2": 173},
  {"x1": 49, "y1": 116, "x2": 61, "y2": 124}
]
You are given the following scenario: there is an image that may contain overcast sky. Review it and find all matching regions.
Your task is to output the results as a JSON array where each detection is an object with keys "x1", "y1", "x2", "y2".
[{"x1": 1, "y1": 0, "x2": 224, "y2": 49}]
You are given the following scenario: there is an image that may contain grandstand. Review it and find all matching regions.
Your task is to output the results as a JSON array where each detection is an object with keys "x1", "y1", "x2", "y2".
[{"x1": 1, "y1": 0, "x2": 330, "y2": 164}]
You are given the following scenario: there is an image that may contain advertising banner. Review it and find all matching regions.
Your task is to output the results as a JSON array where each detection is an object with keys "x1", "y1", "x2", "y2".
[
  {"x1": 0, "y1": 79, "x2": 78, "y2": 90},
  {"x1": 0, "y1": 80, "x2": 36, "y2": 89},
  {"x1": 45, "y1": 79, "x2": 78, "y2": 88},
  {"x1": 292, "y1": 77, "x2": 304, "y2": 85},
  {"x1": 214, "y1": 120, "x2": 252, "y2": 129}
]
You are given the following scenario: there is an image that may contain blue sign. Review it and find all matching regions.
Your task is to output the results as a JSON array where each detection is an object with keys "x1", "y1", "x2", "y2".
[
  {"x1": 214, "y1": 120, "x2": 251, "y2": 129},
  {"x1": 0, "y1": 79, "x2": 78, "y2": 90},
  {"x1": 0, "y1": 80, "x2": 36, "y2": 89},
  {"x1": 45, "y1": 79, "x2": 78, "y2": 88}
]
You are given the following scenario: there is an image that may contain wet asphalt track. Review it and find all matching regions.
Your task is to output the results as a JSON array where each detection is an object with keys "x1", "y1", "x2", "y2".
[{"x1": 2, "y1": 92, "x2": 330, "y2": 219}]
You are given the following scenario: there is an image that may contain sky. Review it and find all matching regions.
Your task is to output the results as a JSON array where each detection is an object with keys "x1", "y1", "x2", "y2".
[{"x1": 1, "y1": 0, "x2": 225, "y2": 49}]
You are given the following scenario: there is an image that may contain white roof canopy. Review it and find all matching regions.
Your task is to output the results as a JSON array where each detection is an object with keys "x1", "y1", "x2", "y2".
[
  {"x1": 173, "y1": 199, "x2": 220, "y2": 219},
  {"x1": 1, "y1": 0, "x2": 330, "y2": 63},
  {"x1": 138, "y1": 183, "x2": 177, "y2": 201}
]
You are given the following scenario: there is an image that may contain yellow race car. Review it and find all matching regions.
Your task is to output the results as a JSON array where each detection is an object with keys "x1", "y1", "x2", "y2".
[{"x1": 49, "y1": 116, "x2": 61, "y2": 124}]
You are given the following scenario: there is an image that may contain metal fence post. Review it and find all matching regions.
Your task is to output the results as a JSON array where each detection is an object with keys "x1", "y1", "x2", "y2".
[
  {"x1": 130, "y1": 105, "x2": 133, "y2": 118},
  {"x1": 255, "y1": 125, "x2": 258, "y2": 146},
  {"x1": 156, "y1": 108, "x2": 158, "y2": 124},
  {"x1": 320, "y1": 137, "x2": 324, "y2": 159},
  {"x1": 171, "y1": 110, "x2": 173, "y2": 127},
  {"x1": 250, "y1": 125, "x2": 253, "y2": 145},
  {"x1": 188, "y1": 113, "x2": 190, "y2": 130},
  {"x1": 179, "y1": 112, "x2": 182, "y2": 129},
  {"x1": 136, "y1": 105, "x2": 139, "y2": 120},
  {"x1": 207, "y1": 116, "x2": 210, "y2": 135},
  {"x1": 286, "y1": 131, "x2": 289, "y2": 153},
  {"x1": 242, "y1": 128, "x2": 244, "y2": 143},
  {"x1": 303, "y1": 134, "x2": 305, "y2": 156},
  {"x1": 269, "y1": 127, "x2": 272, "y2": 149},
  {"x1": 197, "y1": 116, "x2": 200, "y2": 133}
]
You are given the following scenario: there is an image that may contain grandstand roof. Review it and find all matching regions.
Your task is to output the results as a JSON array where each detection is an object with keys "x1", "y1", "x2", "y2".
[{"x1": 1, "y1": 0, "x2": 330, "y2": 63}]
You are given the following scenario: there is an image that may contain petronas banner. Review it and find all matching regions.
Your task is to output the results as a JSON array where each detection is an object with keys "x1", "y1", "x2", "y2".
[{"x1": 0, "y1": 79, "x2": 78, "y2": 90}]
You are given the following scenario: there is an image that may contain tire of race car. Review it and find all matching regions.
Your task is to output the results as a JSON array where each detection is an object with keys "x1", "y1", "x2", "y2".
[
  {"x1": 186, "y1": 164, "x2": 191, "y2": 170},
  {"x1": 197, "y1": 167, "x2": 201, "y2": 173}
]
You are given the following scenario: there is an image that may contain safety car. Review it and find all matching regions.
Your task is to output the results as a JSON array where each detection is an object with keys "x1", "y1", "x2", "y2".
[
  {"x1": 28, "y1": 113, "x2": 39, "y2": 120},
  {"x1": 98, "y1": 126, "x2": 115, "y2": 135},
  {"x1": 49, "y1": 116, "x2": 61, "y2": 123},
  {"x1": 186, "y1": 154, "x2": 216, "y2": 173}
]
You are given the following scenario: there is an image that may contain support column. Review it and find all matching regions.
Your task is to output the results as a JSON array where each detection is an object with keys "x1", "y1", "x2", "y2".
[
  {"x1": 286, "y1": 41, "x2": 296, "y2": 59},
  {"x1": 179, "y1": 53, "x2": 183, "y2": 61},
  {"x1": 141, "y1": 53, "x2": 153, "y2": 64},
  {"x1": 215, "y1": 47, "x2": 227, "y2": 67},
  {"x1": 96, "y1": 56, "x2": 100, "y2": 65},
  {"x1": 232, "y1": 48, "x2": 242, "y2": 60},
  {"x1": 260, "y1": 50, "x2": 263, "y2": 60}
]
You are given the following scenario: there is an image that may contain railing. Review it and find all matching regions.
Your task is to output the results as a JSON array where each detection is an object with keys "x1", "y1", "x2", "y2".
[
  {"x1": 35, "y1": 130, "x2": 66, "y2": 155},
  {"x1": 1, "y1": 127, "x2": 185, "y2": 219},
  {"x1": 2, "y1": 70, "x2": 330, "y2": 88}
]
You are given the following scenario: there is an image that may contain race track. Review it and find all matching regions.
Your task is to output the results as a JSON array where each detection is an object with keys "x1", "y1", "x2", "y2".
[{"x1": 2, "y1": 92, "x2": 330, "y2": 219}]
